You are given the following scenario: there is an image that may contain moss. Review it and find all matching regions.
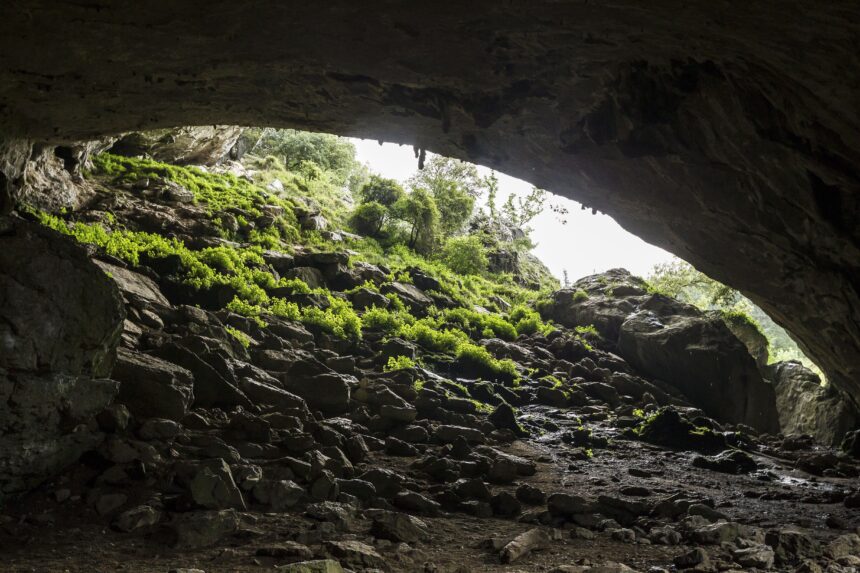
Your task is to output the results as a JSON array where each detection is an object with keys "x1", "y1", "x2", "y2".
[{"x1": 634, "y1": 407, "x2": 726, "y2": 453}]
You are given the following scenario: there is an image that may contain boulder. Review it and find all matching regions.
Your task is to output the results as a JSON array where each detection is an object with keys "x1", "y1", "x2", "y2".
[
  {"x1": 0, "y1": 373, "x2": 118, "y2": 496},
  {"x1": 767, "y1": 360, "x2": 858, "y2": 446},
  {"x1": 284, "y1": 266, "x2": 325, "y2": 289},
  {"x1": 716, "y1": 310, "x2": 769, "y2": 367},
  {"x1": 156, "y1": 344, "x2": 252, "y2": 410},
  {"x1": 281, "y1": 372, "x2": 352, "y2": 415},
  {"x1": 381, "y1": 282, "x2": 433, "y2": 313},
  {"x1": 0, "y1": 217, "x2": 124, "y2": 376},
  {"x1": 618, "y1": 296, "x2": 779, "y2": 432},
  {"x1": 93, "y1": 260, "x2": 170, "y2": 306},
  {"x1": 113, "y1": 348, "x2": 194, "y2": 421},
  {"x1": 369, "y1": 510, "x2": 430, "y2": 543},
  {"x1": 542, "y1": 270, "x2": 779, "y2": 432},
  {"x1": 541, "y1": 269, "x2": 647, "y2": 341},
  {"x1": 0, "y1": 218, "x2": 124, "y2": 497}
]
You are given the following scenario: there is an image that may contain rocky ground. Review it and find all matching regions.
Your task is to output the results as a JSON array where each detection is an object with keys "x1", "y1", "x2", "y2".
[{"x1": 1, "y1": 151, "x2": 859, "y2": 573}]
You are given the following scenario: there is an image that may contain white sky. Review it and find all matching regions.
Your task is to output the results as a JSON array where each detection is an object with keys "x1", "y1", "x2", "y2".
[{"x1": 351, "y1": 139, "x2": 674, "y2": 282}]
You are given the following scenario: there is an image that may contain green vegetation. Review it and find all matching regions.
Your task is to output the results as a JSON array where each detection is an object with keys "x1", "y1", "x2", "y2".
[
  {"x1": 441, "y1": 235, "x2": 488, "y2": 276},
  {"x1": 455, "y1": 341, "x2": 519, "y2": 382},
  {"x1": 648, "y1": 259, "x2": 821, "y2": 375},
  {"x1": 225, "y1": 326, "x2": 251, "y2": 348},
  {"x1": 32, "y1": 129, "x2": 569, "y2": 395},
  {"x1": 384, "y1": 355, "x2": 417, "y2": 372}
]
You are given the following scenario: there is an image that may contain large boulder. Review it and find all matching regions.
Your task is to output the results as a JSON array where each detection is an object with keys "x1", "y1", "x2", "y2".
[
  {"x1": 716, "y1": 311, "x2": 769, "y2": 367},
  {"x1": 766, "y1": 361, "x2": 858, "y2": 446},
  {"x1": 618, "y1": 297, "x2": 779, "y2": 433},
  {"x1": 542, "y1": 269, "x2": 648, "y2": 342},
  {"x1": 0, "y1": 372, "x2": 118, "y2": 497},
  {"x1": 0, "y1": 217, "x2": 124, "y2": 498},
  {"x1": 543, "y1": 269, "x2": 779, "y2": 432},
  {"x1": 0, "y1": 217, "x2": 125, "y2": 377}
]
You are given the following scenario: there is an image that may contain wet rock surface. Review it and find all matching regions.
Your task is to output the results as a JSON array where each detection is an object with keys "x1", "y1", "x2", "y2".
[{"x1": 0, "y1": 195, "x2": 858, "y2": 572}]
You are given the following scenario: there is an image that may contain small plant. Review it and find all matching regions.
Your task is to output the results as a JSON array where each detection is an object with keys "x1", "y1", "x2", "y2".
[
  {"x1": 225, "y1": 326, "x2": 251, "y2": 348},
  {"x1": 384, "y1": 355, "x2": 417, "y2": 372},
  {"x1": 572, "y1": 289, "x2": 588, "y2": 302},
  {"x1": 455, "y1": 341, "x2": 519, "y2": 381},
  {"x1": 575, "y1": 324, "x2": 599, "y2": 337},
  {"x1": 441, "y1": 235, "x2": 488, "y2": 275}
]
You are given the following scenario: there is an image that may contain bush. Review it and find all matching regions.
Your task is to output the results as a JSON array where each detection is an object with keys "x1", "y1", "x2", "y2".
[
  {"x1": 573, "y1": 289, "x2": 588, "y2": 302},
  {"x1": 509, "y1": 304, "x2": 555, "y2": 336},
  {"x1": 361, "y1": 306, "x2": 411, "y2": 333},
  {"x1": 455, "y1": 342, "x2": 519, "y2": 381},
  {"x1": 384, "y1": 355, "x2": 417, "y2": 372},
  {"x1": 399, "y1": 319, "x2": 468, "y2": 354},
  {"x1": 350, "y1": 201, "x2": 387, "y2": 237},
  {"x1": 443, "y1": 307, "x2": 517, "y2": 341},
  {"x1": 442, "y1": 236, "x2": 488, "y2": 276}
]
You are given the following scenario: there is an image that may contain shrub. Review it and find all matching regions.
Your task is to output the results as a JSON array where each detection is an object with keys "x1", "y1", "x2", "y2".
[
  {"x1": 350, "y1": 201, "x2": 387, "y2": 237},
  {"x1": 443, "y1": 307, "x2": 517, "y2": 341},
  {"x1": 361, "y1": 306, "x2": 411, "y2": 333},
  {"x1": 225, "y1": 326, "x2": 251, "y2": 348},
  {"x1": 300, "y1": 296, "x2": 362, "y2": 340},
  {"x1": 384, "y1": 355, "x2": 417, "y2": 372},
  {"x1": 442, "y1": 235, "x2": 488, "y2": 275},
  {"x1": 573, "y1": 289, "x2": 588, "y2": 302},
  {"x1": 455, "y1": 342, "x2": 519, "y2": 381},
  {"x1": 399, "y1": 319, "x2": 468, "y2": 354},
  {"x1": 509, "y1": 304, "x2": 555, "y2": 336}
]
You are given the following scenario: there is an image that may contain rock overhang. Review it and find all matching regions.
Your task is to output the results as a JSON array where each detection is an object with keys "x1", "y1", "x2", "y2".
[{"x1": 0, "y1": 1, "x2": 857, "y2": 407}]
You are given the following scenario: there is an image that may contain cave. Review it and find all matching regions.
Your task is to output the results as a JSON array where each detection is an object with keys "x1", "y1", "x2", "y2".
[
  {"x1": 0, "y1": 2, "x2": 859, "y2": 570},
  {"x1": 1, "y1": 1, "x2": 857, "y2": 409}
]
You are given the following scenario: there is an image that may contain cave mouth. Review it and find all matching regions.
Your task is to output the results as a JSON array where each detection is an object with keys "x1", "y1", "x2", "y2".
[
  {"x1": 1, "y1": 1, "x2": 859, "y2": 413},
  {"x1": 0, "y1": 124, "x2": 858, "y2": 571},
  {"x1": 0, "y1": 2, "x2": 859, "y2": 566}
]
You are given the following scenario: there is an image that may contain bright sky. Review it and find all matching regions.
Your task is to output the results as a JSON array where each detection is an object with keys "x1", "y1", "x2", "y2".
[{"x1": 351, "y1": 139, "x2": 674, "y2": 282}]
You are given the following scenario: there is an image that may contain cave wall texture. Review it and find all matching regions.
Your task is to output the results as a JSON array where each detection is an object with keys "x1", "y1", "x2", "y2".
[{"x1": 0, "y1": 1, "x2": 858, "y2": 409}]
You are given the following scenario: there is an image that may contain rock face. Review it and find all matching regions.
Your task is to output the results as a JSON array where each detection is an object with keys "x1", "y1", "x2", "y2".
[
  {"x1": 0, "y1": 216, "x2": 124, "y2": 497},
  {"x1": 0, "y1": 2, "x2": 857, "y2": 409},
  {"x1": 766, "y1": 361, "x2": 858, "y2": 446},
  {"x1": 0, "y1": 217, "x2": 124, "y2": 377},
  {"x1": 544, "y1": 269, "x2": 780, "y2": 432},
  {"x1": 108, "y1": 126, "x2": 243, "y2": 166}
]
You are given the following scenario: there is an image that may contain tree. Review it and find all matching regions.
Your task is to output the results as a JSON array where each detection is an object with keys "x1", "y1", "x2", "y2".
[
  {"x1": 359, "y1": 175, "x2": 405, "y2": 206},
  {"x1": 442, "y1": 235, "x2": 488, "y2": 275},
  {"x1": 349, "y1": 202, "x2": 387, "y2": 237},
  {"x1": 408, "y1": 155, "x2": 484, "y2": 198},
  {"x1": 393, "y1": 188, "x2": 439, "y2": 253},
  {"x1": 245, "y1": 128, "x2": 358, "y2": 184},
  {"x1": 484, "y1": 171, "x2": 500, "y2": 222},
  {"x1": 502, "y1": 187, "x2": 547, "y2": 233},
  {"x1": 408, "y1": 156, "x2": 480, "y2": 237},
  {"x1": 428, "y1": 180, "x2": 475, "y2": 237}
]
